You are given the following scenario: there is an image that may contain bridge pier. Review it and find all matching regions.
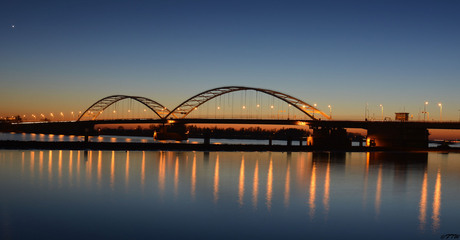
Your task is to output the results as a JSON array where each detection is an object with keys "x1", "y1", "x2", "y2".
[
  {"x1": 366, "y1": 125, "x2": 428, "y2": 149},
  {"x1": 154, "y1": 123, "x2": 188, "y2": 141},
  {"x1": 311, "y1": 126, "x2": 351, "y2": 149}
]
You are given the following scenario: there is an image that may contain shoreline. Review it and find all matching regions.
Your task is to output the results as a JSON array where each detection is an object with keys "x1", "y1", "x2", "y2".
[{"x1": 1, "y1": 140, "x2": 459, "y2": 153}]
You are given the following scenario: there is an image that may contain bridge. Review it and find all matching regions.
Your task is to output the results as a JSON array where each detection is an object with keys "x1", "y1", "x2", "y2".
[{"x1": 3, "y1": 86, "x2": 460, "y2": 149}]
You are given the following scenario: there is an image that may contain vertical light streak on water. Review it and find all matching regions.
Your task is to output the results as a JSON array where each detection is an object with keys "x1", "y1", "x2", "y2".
[
  {"x1": 39, "y1": 151, "x2": 43, "y2": 185},
  {"x1": 375, "y1": 164, "x2": 383, "y2": 218},
  {"x1": 213, "y1": 154, "x2": 220, "y2": 204},
  {"x1": 77, "y1": 151, "x2": 81, "y2": 188},
  {"x1": 159, "y1": 152, "x2": 166, "y2": 197},
  {"x1": 419, "y1": 170, "x2": 428, "y2": 231},
  {"x1": 266, "y1": 158, "x2": 273, "y2": 211},
  {"x1": 87, "y1": 151, "x2": 93, "y2": 187},
  {"x1": 141, "y1": 151, "x2": 145, "y2": 193},
  {"x1": 174, "y1": 157, "x2": 179, "y2": 198},
  {"x1": 58, "y1": 150, "x2": 63, "y2": 188},
  {"x1": 191, "y1": 154, "x2": 196, "y2": 200},
  {"x1": 284, "y1": 160, "x2": 291, "y2": 208},
  {"x1": 30, "y1": 151, "x2": 35, "y2": 180},
  {"x1": 363, "y1": 152, "x2": 370, "y2": 209},
  {"x1": 432, "y1": 169, "x2": 442, "y2": 232},
  {"x1": 309, "y1": 161, "x2": 317, "y2": 219},
  {"x1": 323, "y1": 160, "x2": 331, "y2": 218},
  {"x1": 252, "y1": 160, "x2": 259, "y2": 210},
  {"x1": 21, "y1": 152, "x2": 25, "y2": 176},
  {"x1": 69, "y1": 151, "x2": 73, "y2": 187},
  {"x1": 238, "y1": 156, "x2": 245, "y2": 207},
  {"x1": 125, "y1": 151, "x2": 130, "y2": 191},
  {"x1": 48, "y1": 151, "x2": 53, "y2": 187},
  {"x1": 110, "y1": 151, "x2": 115, "y2": 191},
  {"x1": 97, "y1": 151, "x2": 102, "y2": 190}
]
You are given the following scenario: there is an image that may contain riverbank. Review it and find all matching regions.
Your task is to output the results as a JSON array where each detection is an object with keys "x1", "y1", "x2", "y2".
[{"x1": 1, "y1": 140, "x2": 459, "y2": 152}]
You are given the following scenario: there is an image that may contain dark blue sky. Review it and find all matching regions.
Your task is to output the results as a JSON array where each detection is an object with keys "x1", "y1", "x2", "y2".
[{"x1": 1, "y1": 0, "x2": 460, "y2": 120}]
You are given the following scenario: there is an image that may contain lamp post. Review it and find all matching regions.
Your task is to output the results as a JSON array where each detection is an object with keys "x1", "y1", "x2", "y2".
[
  {"x1": 438, "y1": 103, "x2": 442, "y2": 121},
  {"x1": 424, "y1": 101, "x2": 428, "y2": 121},
  {"x1": 328, "y1": 105, "x2": 332, "y2": 119},
  {"x1": 379, "y1": 104, "x2": 384, "y2": 121}
]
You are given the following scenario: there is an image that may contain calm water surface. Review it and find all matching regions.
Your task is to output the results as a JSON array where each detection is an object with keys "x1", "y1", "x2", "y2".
[{"x1": 1, "y1": 150, "x2": 460, "y2": 239}]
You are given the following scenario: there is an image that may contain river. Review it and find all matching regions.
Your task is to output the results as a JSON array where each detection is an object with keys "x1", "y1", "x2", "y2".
[{"x1": 1, "y1": 149, "x2": 460, "y2": 239}]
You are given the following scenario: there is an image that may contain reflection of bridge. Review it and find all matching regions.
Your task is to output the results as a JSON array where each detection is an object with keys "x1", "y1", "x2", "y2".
[{"x1": 5, "y1": 86, "x2": 460, "y2": 149}]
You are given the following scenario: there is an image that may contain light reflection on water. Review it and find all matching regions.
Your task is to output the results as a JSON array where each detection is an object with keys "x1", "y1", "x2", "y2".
[{"x1": 0, "y1": 150, "x2": 459, "y2": 239}]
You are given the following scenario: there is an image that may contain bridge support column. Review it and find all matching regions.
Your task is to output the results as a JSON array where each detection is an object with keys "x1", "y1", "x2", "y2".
[
  {"x1": 84, "y1": 128, "x2": 89, "y2": 143},
  {"x1": 203, "y1": 131, "x2": 211, "y2": 145},
  {"x1": 311, "y1": 126, "x2": 350, "y2": 149},
  {"x1": 366, "y1": 126, "x2": 428, "y2": 149},
  {"x1": 154, "y1": 123, "x2": 188, "y2": 141}
]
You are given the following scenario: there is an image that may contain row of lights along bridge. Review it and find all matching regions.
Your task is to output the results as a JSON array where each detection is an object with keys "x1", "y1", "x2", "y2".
[{"x1": 1, "y1": 102, "x2": 458, "y2": 122}]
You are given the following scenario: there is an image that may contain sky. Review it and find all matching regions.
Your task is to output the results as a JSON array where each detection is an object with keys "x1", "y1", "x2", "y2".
[{"x1": 1, "y1": 0, "x2": 460, "y2": 121}]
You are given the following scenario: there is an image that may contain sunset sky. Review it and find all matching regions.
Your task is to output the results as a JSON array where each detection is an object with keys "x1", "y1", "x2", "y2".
[{"x1": 1, "y1": 0, "x2": 460, "y2": 121}]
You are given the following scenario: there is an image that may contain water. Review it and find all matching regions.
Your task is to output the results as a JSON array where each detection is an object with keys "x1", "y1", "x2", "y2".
[
  {"x1": 1, "y1": 150, "x2": 460, "y2": 239},
  {"x1": 2, "y1": 132, "x2": 458, "y2": 147},
  {"x1": 0, "y1": 132, "x2": 291, "y2": 145}
]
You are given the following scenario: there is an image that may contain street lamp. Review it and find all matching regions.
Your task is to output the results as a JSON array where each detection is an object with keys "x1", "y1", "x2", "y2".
[
  {"x1": 328, "y1": 105, "x2": 332, "y2": 119},
  {"x1": 438, "y1": 103, "x2": 442, "y2": 121},
  {"x1": 424, "y1": 101, "x2": 428, "y2": 121},
  {"x1": 379, "y1": 104, "x2": 383, "y2": 121}
]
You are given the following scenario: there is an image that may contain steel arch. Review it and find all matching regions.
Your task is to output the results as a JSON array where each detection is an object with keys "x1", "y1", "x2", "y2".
[
  {"x1": 77, "y1": 95, "x2": 169, "y2": 121},
  {"x1": 165, "y1": 86, "x2": 330, "y2": 120}
]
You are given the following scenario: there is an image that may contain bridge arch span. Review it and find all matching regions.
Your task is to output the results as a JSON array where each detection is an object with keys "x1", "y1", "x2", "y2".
[
  {"x1": 77, "y1": 95, "x2": 169, "y2": 121},
  {"x1": 165, "y1": 86, "x2": 330, "y2": 120}
]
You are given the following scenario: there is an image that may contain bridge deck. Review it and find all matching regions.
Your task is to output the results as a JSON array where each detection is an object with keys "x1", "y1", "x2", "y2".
[{"x1": 13, "y1": 119, "x2": 460, "y2": 130}]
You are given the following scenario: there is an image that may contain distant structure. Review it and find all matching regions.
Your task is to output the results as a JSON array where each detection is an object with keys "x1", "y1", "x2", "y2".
[{"x1": 395, "y1": 112, "x2": 409, "y2": 121}]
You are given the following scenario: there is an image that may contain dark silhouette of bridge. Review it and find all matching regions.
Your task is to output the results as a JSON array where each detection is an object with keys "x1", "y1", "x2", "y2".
[{"x1": 4, "y1": 86, "x2": 460, "y2": 149}]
